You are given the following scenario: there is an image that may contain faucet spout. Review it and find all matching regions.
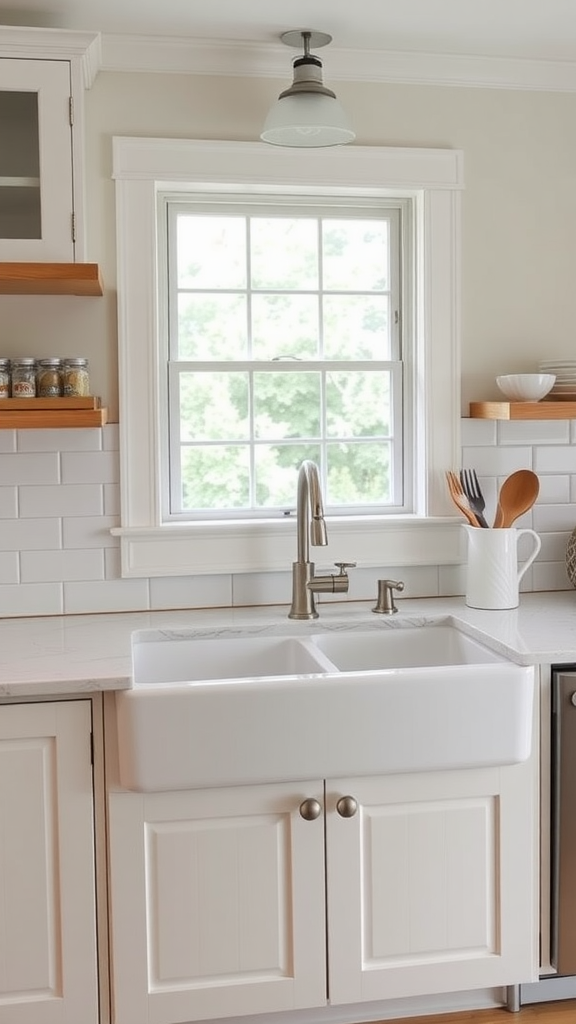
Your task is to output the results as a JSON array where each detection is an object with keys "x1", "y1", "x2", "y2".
[
  {"x1": 295, "y1": 460, "x2": 327, "y2": 564},
  {"x1": 289, "y1": 460, "x2": 353, "y2": 620}
]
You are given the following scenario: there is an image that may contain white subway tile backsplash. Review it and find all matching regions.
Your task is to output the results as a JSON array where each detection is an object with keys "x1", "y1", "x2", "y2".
[
  {"x1": 62, "y1": 515, "x2": 119, "y2": 549},
  {"x1": 21, "y1": 548, "x2": 105, "y2": 583},
  {"x1": 498, "y1": 420, "x2": 570, "y2": 445},
  {"x1": 19, "y1": 484, "x2": 103, "y2": 518},
  {"x1": 533, "y1": 561, "x2": 573, "y2": 592},
  {"x1": 460, "y1": 419, "x2": 497, "y2": 446},
  {"x1": 232, "y1": 571, "x2": 291, "y2": 607},
  {"x1": 103, "y1": 483, "x2": 120, "y2": 516},
  {"x1": 0, "y1": 552, "x2": 18, "y2": 584},
  {"x1": 0, "y1": 486, "x2": 17, "y2": 519},
  {"x1": 0, "y1": 415, "x2": 574, "y2": 618},
  {"x1": 0, "y1": 452, "x2": 59, "y2": 485},
  {"x1": 533, "y1": 504, "x2": 576, "y2": 533},
  {"x1": 0, "y1": 431, "x2": 16, "y2": 453},
  {"x1": 461, "y1": 446, "x2": 533, "y2": 476},
  {"x1": 102, "y1": 424, "x2": 119, "y2": 451},
  {"x1": 0, "y1": 518, "x2": 61, "y2": 551},
  {"x1": 63, "y1": 578, "x2": 149, "y2": 614},
  {"x1": 16, "y1": 428, "x2": 102, "y2": 453},
  {"x1": 535, "y1": 446, "x2": 576, "y2": 473},
  {"x1": 149, "y1": 574, "x2": 233, "y2": 610},
  {"x1": 61, "y1": 451, "x2": 119, "y2": 485},
  {"x1": 0, "y1": 583, "x2": 63, "y2": 617},
  {"x1": 538, "y1": 474, "x2": 571, "y2": 504}
]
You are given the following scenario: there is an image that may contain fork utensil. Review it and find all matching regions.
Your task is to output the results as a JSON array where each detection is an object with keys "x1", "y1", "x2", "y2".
[
  {"x1": 459, "y1": 469, "x2": 490, "y2": 528},
  {"x1": 445, "y1": 471, "x2": 481, "y2": 527}
]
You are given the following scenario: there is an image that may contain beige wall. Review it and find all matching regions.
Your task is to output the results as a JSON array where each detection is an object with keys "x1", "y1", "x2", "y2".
[{"x1": 7, "y1": 70, "x2": 576, "y2": 421}]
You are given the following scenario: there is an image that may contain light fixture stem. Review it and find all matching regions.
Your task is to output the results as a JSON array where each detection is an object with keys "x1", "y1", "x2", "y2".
[{"x1": 301, "y1": 31, "x2": 311, "y2": 58}]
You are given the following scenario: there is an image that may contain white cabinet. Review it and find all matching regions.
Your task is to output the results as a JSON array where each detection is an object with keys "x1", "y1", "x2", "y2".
[
  {"x1": 0, "y1": 29, "x2": 100, "y2": 262},
  {"x1": 108, "y1": 761, "x2": 537, "y2": 1024},
  {"x1": 0, "y1": 700, "x2": 98, "y2": 1024}
]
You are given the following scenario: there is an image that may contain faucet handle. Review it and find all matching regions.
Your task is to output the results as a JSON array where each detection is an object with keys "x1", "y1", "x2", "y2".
[{"x1": 334, "y1": 561, "x2": 356, "y2": 575}]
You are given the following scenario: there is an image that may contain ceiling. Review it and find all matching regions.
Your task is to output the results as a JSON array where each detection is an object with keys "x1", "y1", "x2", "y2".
[{"x1": 3, "y1": 0, "x2": 576, "y2": 63}]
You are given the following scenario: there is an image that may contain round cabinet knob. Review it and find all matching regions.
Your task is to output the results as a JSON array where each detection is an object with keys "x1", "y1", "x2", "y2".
[
  {"x1": 299, "y1": 798, "x2": 322, "y2": 821},
  {"x1": 571, "y1": 692, "x2": 576, "y2": 708},
  {"x1": 336, "y1": 795, "x2": 358, "y2": 818}
]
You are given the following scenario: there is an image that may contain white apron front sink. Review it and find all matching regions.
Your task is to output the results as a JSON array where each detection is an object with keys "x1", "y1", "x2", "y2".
[{"x1": 115, "y1": 619, "x2": 535, "y2": 792}]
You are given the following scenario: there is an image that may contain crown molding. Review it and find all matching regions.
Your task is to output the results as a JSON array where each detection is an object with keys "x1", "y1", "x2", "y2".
[
  {"x1": 101, "y1": 32, "x2": 576, "y2": 92},
  {"x1": 0, "y1": 26, "x2": 102, "y2": 88}
]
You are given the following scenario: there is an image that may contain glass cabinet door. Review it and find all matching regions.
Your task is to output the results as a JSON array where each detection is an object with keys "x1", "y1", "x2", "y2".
[
  {"x1": 0, "y1": 59, "x2": 75, "y2": 261},
  {"x1": 0, "y1": 89, "x2": 41, "y2": 239}
]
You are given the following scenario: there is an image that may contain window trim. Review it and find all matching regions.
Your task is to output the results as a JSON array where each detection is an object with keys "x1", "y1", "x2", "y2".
[{"x1": 112, "y1": 138, "x2": 464, "y2": 578}]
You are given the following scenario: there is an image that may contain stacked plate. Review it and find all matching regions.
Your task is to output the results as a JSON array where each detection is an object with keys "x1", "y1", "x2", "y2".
[{"x1": 539, "y1": 361, "x2": 576, "y2": 399}]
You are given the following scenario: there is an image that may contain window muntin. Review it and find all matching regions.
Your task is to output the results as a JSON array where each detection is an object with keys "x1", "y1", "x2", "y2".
[{"x1": 164, "y1": 197, "x2": 405, "y2": 521}]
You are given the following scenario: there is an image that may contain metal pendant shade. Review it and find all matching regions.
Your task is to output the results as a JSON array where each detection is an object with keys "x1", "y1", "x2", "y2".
[{"x1": 261, "y1": 30, "x2": 355, "y2": 148}]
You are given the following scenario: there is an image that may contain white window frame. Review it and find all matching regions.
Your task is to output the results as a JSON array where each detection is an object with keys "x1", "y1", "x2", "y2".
[{"x1": 112, "y1": 138, "x2": 463, "y2": 578}]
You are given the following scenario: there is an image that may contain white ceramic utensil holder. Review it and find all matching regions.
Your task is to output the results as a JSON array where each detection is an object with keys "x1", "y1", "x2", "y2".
[{"x1": 464, "y1": 525, "x2": 541, "y2": 610}]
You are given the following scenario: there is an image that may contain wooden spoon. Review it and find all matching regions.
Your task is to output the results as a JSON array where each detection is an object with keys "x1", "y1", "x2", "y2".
[{"x1": 493, "y1": 469, "x2": 539, "y2": 528}]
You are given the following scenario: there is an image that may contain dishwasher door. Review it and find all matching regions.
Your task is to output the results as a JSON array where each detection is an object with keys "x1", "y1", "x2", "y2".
[{"x1": 551, "y1": 668, "x2": 576, "y2": 976}]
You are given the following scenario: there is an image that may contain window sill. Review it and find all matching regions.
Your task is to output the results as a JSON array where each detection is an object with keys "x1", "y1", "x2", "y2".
[{"x1": 111, "y1": 516, "x2": 464, "y2": 578}]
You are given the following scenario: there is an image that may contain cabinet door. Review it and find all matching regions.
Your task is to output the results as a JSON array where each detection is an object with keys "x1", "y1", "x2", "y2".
[
  {"x1": 0, "y1": 59, "x2": 74, "y2": 261},
  {"x1": 0, "y1": 700, "x2": 98, "y2": 1024},
  {"x1": 326, "y1": 764, "x2": 537, "y2": 1004},
  {"x1": 108, "y1": 781, "x2": 326, "y2": 1024}
]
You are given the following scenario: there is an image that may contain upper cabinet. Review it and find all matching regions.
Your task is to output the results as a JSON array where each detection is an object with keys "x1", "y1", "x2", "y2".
[{"x1": 0, "y1": 27, "x2": 101, "y2": 267}]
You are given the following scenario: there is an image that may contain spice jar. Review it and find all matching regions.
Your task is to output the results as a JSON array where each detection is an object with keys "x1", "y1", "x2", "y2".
[
  {"x1": 62, "y1": 358, "x2": 90, "y2": 397},
  {"x1": 11, "y1": 358, "x2": 37, "y2": 398},
  {"x1": 0, "y1": 359, "x2": 10, "y2": 399},
  {"x1": 37, "y1": 358, "x2": 63, "y2": 397}
]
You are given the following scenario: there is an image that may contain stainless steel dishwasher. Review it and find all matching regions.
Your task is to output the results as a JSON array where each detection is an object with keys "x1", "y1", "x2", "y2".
[{"x1": 551, "y1": 667, "x2": 576, "y2": 976}]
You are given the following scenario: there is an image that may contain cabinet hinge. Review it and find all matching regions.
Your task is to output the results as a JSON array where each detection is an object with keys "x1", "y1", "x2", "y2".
[
  {"x1": 71, "y1": 212, "x2": 76, "y2": 244},
  {"x1": 69, "y1": 95, "x2": 74, "y2": 127},
  {"x1": 89, "y1": 730, "x2": 94, "y2": 766}
]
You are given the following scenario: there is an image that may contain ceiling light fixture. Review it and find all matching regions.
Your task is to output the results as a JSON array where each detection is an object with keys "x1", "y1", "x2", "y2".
[{"x1": 261, "y1": 30, "x2": 355, "y2": 149}]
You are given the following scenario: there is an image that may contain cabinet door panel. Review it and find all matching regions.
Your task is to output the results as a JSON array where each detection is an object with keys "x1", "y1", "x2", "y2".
[
  {"x1": 109, "y1": 781, "x2": 326, "y2": 1024},
  {"x1": 0, "y1": 701, "x2": 97, "y2": 1024},
  {"x1": 0, "y1": 60, "x2": 74, "y2": 261},
  {"x1": 327, "y1": 766, "x2": 537, "y2": 1004}
]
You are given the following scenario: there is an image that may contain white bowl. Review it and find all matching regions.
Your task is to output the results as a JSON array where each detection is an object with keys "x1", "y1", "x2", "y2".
[{"x1": 496, "y1": 373, "x2": 556, "y2": 402}]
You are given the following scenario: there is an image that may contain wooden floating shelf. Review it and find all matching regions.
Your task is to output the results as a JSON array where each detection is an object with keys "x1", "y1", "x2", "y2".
[
  {"x1": 470, "y1": 400, "x2": 576, "y2": 420},
  {"x1": 0, "y1": 262, "x2": 103, "y2": 296},
  {"x1": 0, "y1": 396, "x2": 107, "y2": 428}
]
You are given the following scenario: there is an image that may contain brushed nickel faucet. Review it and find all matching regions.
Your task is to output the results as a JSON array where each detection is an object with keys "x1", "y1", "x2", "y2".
[{"x1": 288, "y1": 460, "x2": 355, "y2": 620}]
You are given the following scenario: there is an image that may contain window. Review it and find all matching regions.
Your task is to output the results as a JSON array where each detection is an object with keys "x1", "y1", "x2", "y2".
[
  {"x1": 112, "y1": 139, "x2": 463, "y2": 578},
  {"x1": 163, "y1": 197, "x2": 407, "y2": 520}
]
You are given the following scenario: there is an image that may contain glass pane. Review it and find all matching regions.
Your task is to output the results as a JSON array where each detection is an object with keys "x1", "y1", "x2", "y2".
[
  {"x1": 177, "y1": 215, "x2": 246, "y2": 289},
  {"x1": 326, "y1": 371, "x2": 391, "y2": 438},
  {"x1": 323, "y1": 295, "x2": 390, "y2": 359},
  {"x1": 178, "y1": 372, "x2": 249, "y2": 441},
  {"x1": 327, "y1": 442, "x2": 392, "y2": 504},
  {"x1": 253, "y1": 372, "x2": 321, "y2": 439},
  {"x1": 254, "y1": 444, "x2": 321, "y2": 507},
  {"x1": 0, "y1": 91, "x2": 40, "y2": 240},
  {"x1": 177, "y1": 294, "x2": 247, "y2": 359},
  {"x1": 251, "y1": 218, "x2": 318, "y2": 290},
  {"x1": 322, "y1": 219, "x2": 389, "y2": 292},
  {"x1": 251, "y1": 294, "x2": 319, "y2": 359},
  {"x1": 180, "y1": 446, "x2": 250, "y2": 509}
]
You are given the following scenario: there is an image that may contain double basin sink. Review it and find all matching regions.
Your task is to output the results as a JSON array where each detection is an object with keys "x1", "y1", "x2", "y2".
[{"x1": 115, "y1": 618, "x2": 535, "y2": 792}]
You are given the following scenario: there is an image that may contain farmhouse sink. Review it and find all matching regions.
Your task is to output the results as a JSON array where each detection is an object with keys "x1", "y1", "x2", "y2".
[{"x1": 115, "y1": 619, "x2": 535, "y2": 793}]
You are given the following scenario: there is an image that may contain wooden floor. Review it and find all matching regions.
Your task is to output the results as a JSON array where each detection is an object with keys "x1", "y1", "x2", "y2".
[{"x1": 396, "y1": 1003, "x2": 576, "y2": 1024}]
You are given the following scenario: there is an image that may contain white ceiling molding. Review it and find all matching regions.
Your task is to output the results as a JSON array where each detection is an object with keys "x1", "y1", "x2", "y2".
[
  {"x1": 0, "y1": 26, "x2": 102, "y2": 88},
  {"x1": 101, "y1": 32, "x2": 576, "y2": 92}
]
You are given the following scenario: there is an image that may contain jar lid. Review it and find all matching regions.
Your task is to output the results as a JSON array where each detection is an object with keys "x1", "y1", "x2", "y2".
[
  {"x1": 38, "y1": 358, "x2": 62, "y2": 366},
  {"x1": 64, "y1": 357, "x2": 88, "y2": 366},
  {"x1": 11, "y1": 358, "x2": 36, "y2": 365}
]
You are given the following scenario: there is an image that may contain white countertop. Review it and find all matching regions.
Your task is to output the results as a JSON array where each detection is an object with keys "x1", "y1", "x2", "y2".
[{"x1": 2, "y1": 590, "x2": 576, "y2": 698}]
